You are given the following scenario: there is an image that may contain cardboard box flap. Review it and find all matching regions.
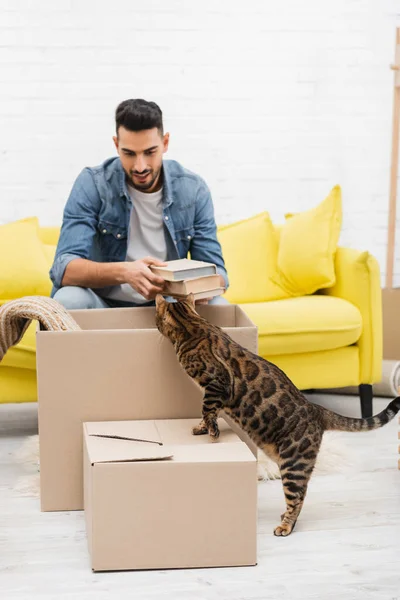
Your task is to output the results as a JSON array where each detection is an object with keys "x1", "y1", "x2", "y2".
[
  {"x1": 167, "y1": 442, "x2": 256, "y2": 464},
  {"x1": 84, "y1": 421, "x2": 173, "y2": 464},
  {"x1": 155, "y1": 418, "x2": 243, "y2": 446}
]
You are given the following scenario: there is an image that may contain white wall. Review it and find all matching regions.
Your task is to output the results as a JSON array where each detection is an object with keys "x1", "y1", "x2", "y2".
[{"x1": 1, "y1": 0, "x2": 399, "y2": 285}]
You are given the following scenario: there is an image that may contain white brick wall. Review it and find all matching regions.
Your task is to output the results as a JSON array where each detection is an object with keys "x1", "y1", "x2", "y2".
[{"x1": 1, "y1": 0, "x2": 400, "y2": 285}]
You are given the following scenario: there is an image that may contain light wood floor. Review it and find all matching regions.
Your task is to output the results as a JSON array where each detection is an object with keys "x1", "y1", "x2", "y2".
[{"x1": 0, "y1": 395, "x2": 399, "y2": 600}]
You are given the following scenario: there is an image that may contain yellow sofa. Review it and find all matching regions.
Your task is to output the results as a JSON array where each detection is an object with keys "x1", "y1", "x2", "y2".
[
  {"x1": 0, "y1": 223, "x2": 59, "y2": 405},
  {"x1": 0, "y1": 208, "x2": 383, "y2": 418}
]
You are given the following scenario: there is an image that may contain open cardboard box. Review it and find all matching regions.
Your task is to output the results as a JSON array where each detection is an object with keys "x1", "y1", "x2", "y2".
[
  {"x1": 36, "y1": 305, "x2": 258, "y2": 511},
  {"x1": 83, "y1": 418, "x2": 257, "y2": 571}
]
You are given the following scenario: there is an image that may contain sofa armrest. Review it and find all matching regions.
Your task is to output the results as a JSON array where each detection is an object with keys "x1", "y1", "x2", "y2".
[{"x1": 320, "y1": 247, "x2": 382, "y2": 384}]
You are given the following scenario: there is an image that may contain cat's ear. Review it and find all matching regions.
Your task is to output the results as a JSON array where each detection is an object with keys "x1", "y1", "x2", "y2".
[
  {"x1": 155, "y1": 294, "x2": 166, "y2": 309},
  {"x1": 186, "y1": 293, "x2": 195, "y2": 309}
]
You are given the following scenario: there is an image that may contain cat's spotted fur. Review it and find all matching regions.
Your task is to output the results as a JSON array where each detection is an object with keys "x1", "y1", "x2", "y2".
[{"x1": 155, "y1": 294, "x2": 400, "y2": 536}]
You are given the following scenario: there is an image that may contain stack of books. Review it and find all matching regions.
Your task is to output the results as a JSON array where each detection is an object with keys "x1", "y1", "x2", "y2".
[{"x1": 149, "y1": 259, "x2": 224, "y2": 301}]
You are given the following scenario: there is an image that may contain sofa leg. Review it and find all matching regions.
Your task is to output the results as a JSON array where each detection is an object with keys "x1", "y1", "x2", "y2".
[{"x1": 359, "y1": 384, "x2": 373, "y2": 418}]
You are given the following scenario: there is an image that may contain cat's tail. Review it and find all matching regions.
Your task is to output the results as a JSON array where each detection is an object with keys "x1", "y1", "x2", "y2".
[{"x1": 322, "y1": 396, "x2": 400, "y2": 432}]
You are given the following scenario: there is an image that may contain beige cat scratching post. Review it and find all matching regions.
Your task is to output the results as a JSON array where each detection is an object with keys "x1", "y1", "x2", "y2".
[{"x1": 382, "y1": 27, "x2": 400, "y2": 361}]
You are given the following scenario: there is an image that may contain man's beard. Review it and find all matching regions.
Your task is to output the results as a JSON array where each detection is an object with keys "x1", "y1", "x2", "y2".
[{"x1": 127, "y1": 166, "x2": 162, "y2": 192}]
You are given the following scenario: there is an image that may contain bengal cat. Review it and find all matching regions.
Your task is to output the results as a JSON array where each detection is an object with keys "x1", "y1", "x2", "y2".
[{"x1": 155, "y1": 294, "x2": 400, "y2": 537}]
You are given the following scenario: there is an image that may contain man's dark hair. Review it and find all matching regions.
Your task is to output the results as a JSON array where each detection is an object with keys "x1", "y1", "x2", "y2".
[{"x1": 115, "y1": 99, "x2": 163, "y2": 135}]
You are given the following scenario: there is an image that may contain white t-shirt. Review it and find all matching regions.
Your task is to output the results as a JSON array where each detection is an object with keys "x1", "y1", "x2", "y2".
[{"x1": 105, "y1": 184, "x2": 168, "y2": 304}]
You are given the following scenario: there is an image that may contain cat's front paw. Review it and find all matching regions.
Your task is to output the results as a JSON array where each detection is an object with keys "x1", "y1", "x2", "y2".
[
  {"x1": 208, "y1": 421, "x2": 220, "y2": 442},
  {"x1": 210, "y1": 431, "x2": 220, "y2": 443},
  {"x1": 192, "y1": 420, "x2": 208, "y2": 436}
]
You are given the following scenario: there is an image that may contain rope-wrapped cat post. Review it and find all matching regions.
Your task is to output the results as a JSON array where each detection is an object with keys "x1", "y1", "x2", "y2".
[{"x1": 0, "y1": 296, "x2": 81, "y2": 362}]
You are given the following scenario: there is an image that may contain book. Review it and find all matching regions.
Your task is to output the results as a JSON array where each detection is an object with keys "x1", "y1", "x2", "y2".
[
  {"x1": 165, "y1": 287, "x2": 225, "y2": 301},
  {"x1": 163, "y1": 274, "x2": 222, "y2": 296},
  {"x1": 149, "y1": 259, "x2": 217, "y2": 281}
]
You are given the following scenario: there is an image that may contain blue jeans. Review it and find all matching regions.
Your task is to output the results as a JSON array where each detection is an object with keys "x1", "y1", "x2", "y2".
[{"x1": 53, "y1": 286, "x2": 229, "y2": 310}]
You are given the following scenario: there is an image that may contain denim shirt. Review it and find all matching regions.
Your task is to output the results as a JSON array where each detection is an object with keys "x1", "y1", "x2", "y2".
[{"x1": 50, "y1": 157, "x2": 228, "y2": 297}]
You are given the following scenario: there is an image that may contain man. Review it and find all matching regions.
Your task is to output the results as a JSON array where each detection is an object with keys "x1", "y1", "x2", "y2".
[{"x1": 50, "y1": 99, "x2": 228, "y2": 309}]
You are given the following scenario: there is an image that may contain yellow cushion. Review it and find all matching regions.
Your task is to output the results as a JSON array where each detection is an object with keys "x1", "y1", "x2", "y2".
[
  {"x1": 39, "y1": 226, "x2": 60, "y2": 246},
  {"x1": 218, "y1": 212, "x2": 288, "y2": 303},
  {"x1": 17, "y1": 215, "x2": 40, "y2": 229},
  {"x1": 43, "y1": 244, "x2": 56, "y2": 270},
  {"x1": 240, "y1": 295, "x2": 362, "y2": 356},
  {"x1": 0, "y1": 219, "x2": 52, "y2": 299},
  {"x1": 273, "y1": 185, "x2": 342, "y2": 296}
]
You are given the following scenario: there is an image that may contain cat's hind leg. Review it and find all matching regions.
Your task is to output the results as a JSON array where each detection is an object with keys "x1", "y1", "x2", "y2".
[
  {"x1": 274, "y1": 443, "x2": 319, "y2": 537},
  {"x1": 192, "y1": 420, "x2": 208, "y2": 435}
]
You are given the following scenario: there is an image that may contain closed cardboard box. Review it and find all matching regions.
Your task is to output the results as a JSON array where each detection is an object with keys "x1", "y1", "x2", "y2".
[
  {"x1": 36, "y1": 305, "x2": 258, "y2": 511},
  {"x1": 83, "y1": 418, "x2": 257, "y2": 571}
]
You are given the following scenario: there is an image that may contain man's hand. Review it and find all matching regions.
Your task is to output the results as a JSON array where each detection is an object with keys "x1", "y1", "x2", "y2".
[{"x1": 122, "y1": 257, "x2": 167, "y2": 300}]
